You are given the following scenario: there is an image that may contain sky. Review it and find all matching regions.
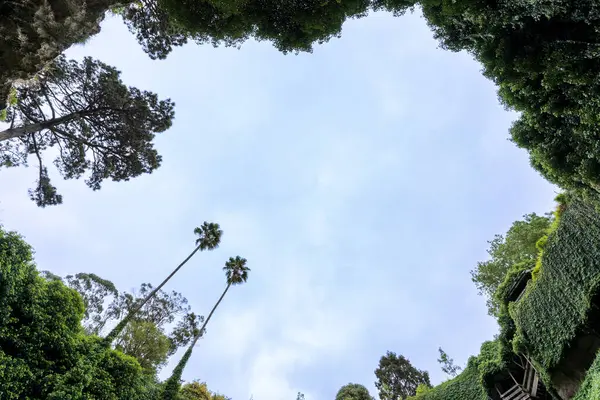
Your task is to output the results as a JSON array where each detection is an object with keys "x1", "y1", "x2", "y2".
[{"x1": 0, "y1": 9, "x2": 558, "y2": 400}]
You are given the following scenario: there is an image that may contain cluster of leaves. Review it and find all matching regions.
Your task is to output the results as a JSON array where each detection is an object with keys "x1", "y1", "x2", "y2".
[
  {"x1": 390, "y1": 0, "x2": 600, "y2": 198},
  {"x1": 531, "y1": 194, "x2": 570, "y2": 280},
  {"x1": 375, "y1": 351, "x2": 431, "y2": 400},
  {"x1": 1, "y1": 55, "x2": 175, "y2": 207},
  {"x1": 437, "y1": 347, "x2": 462, "y2": 378},
  {"x1": 179, "y1": 381, "x2": 229, "y2": 400},
  {"x1": 471, "y1": 212, "x2": 552, "y2": 316},
  {"x1": 118, "y1": 0, "x2": 376, "y2": 59},
  {"x1": 335, "y1": 383, "x2": 374, "y2": 400},
  {"x1": 0, "y1": 226, "x2": 152, "y2": 399},
  {"x1": 41, "y1": 272, "x2": 202, "y2": 375},
  {"x1": 405, "y1": 348, "x2": 490, "y2": 400}
]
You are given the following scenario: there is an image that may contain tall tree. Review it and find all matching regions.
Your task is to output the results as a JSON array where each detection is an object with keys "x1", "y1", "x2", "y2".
[
  {"x1": 437, "y1": 347, "x2": 462, "y2": 378},
  {"x1": 470, "y1": 213, "x2": 551, "y2": 316},
  {"x1": 0, "y1": 55, "x2": 175, "y2": 207},
  {"x1": 162, "y1": 256, "x2": 250, "y2": 400},
  {"x1": 104, "y1": 222, "x2": 222, "y2": 345},
  {"x1": 335, "y1": 383, "x2": 374, "y2": 400},
  {"x1": 375, "y1": 351, "x2": 431, "y2": 400}
]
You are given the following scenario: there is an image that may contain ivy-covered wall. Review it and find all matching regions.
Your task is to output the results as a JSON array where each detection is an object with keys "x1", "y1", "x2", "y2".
[
  {"x1": 409, "y1": 341, "x2": 504, "y2": 400},
  {"x1": 419, "y1": 196, "x2": 600, "y2": 400},
  {"x1": 510, "y1": 199, "x2": 600, "y2": 372}
]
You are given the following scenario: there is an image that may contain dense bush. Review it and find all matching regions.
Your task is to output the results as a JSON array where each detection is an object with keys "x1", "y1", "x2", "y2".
[{"x1": 0, "y1": 226, "x2": 150, "y2": 399}]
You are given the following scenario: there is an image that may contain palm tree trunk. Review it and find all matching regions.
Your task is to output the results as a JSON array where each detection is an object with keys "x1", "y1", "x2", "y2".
[
  {"x1": 103, "y1": 244, "x2": 204, "y2": 346},
  {"x1": 161, "y1": 283, "x2": 231, "y2": 400},
  {"x1": 0, "y1": 112, "x2": 82, "y2": 141}
]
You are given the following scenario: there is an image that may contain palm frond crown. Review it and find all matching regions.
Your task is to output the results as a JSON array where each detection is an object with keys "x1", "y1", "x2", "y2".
[
  {"x1": 193, "y1": 222, "x2": 222, "y2": 251},
  {"x1": 224, "y1": 256, "x2": 249, "y2": 285}
]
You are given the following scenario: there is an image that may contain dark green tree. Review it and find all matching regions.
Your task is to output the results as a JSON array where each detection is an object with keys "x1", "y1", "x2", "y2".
[
  {"x1": 0, "y1": 55, "x2": 175, "y2": 207},
  {"x1": 335, "y1": 383, "x2": 374, "y2": 400},
  {"x1": 162, "y1": 256, "x2": 250, "y2": 400},
  {"x1": 118, "y1": 0, "x2": 372, "y2": 59},
  {"x1": 116, "y1": 0, "x2": 188, "y2": 60},
  {"x1": 0, "y1": 226, "x2": 150, "y2": 399},
  {"x1": 437, "y1": 347, "x2": 461, "y2": 378},
  {"x1": 104, "y1": 222, "x2": 222, "y2": 345},
  {"x1": 470, "y1": 213, "x2": 551, "y2": 316},
  {"x1": 374, "y1": 351, "x2": 430, "y2": 400}
]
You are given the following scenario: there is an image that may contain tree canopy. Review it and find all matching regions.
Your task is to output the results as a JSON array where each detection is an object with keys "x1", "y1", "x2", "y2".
[
  {"x1": 336, "y1": 383, "x2": 374, "y2": 400},
  {"x1": 0, "y1": 226, "x2": 150, "y2": 399},
  {"x1": 179, "y1": 381, "x2": 229, "y2": 400},
  {"x1": 0, "y1": 55, "x2": 174, "y2": 207},
  {"x1": 117, "y1": 0, "x2": 374, "y2": 59},
  {"x1": 470, "y1": 213, "x2": 551, "y2": 316},
  {"x1": 375, "y1": 351, "x2": 431, "y2": 400}
]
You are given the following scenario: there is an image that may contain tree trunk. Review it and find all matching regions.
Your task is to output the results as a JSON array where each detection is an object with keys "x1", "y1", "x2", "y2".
[
  {"x1": 161, "y1": 283, "x2": 231, "y2": 400},
  {"x1": 103, "y1": 244, "x2": 204, "y2": 345},
  {"x1": 190, "y1": 283, "x2": 231, "y2": 348},
  {"x1": 0, "y1": 112, "x2": 82, "y2": 142}
]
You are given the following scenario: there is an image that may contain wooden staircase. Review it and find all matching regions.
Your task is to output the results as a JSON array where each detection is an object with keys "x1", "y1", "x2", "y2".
[
  {"x1": 497, "y1": 358, "x2": 540, "y2": 400},
  {"x1": 500, "y1": 384, "x2": 532, "y2": 400}
]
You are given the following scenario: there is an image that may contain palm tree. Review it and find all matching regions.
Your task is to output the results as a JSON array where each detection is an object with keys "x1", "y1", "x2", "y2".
[
  {"x1": 162, "y1": 256, "x2": 250, "y2": 400},
  {"x1": 103, "y1": 222, "x2": 222, "y2": 345}
]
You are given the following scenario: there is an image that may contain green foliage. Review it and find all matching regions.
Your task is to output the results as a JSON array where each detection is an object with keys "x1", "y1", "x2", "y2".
[
  {"x1": 573, "y1": 351, "x2": 600, "y2": 400},
  {"x1": 375, "y1": 351, "x2": 431, "y2": 400},
  {"x1": 391, "y1": 0, "x2": 600, "y2": 198},
  {"x1": 415, "y1": 384, "x2": 431, "y2": 397},
  {"x1": 115, "y1": 320, "x2": 172, "y2": 374},
  {"x1": 120, "y1": 0, "x2": 371, "y2": 59},
  {"x1": 531, "y1": 199, "x2": 566, "y2": 280},
  {"x1": 336, "y1": 383, "x2": 374, "y2": 400},
  {"x1": 510, "y1": 199, "x2": 600, "y2": 372},
  {"x1": 0, "y1": 55, "x2": 175, "y2": 207},
  {"x1": 179, "y1": 380, "x2": 229, "y2": 400},
  {"x1": 408, "y1": 341, "x2": 506, "y2": 400},
  {"x1": 437, "y1": 347, "x2": 462, "y2": 377},
  {"x1": 162, "y1": 347, "x2": 193, "y2": 400},
  {"x1": 406, "y1": 360, "x2": 486, "y2": 400},
  {"x1": 0, "y1": 226, "x2": 149, "y2": 399},
  {"x1": 471, "y1": 213, "x2": 551, "y2": 316}
]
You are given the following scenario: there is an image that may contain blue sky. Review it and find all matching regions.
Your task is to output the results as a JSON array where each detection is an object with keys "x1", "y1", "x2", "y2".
[{"x1": 0, "y1": 9, "x2": 557, "y2": 400}]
